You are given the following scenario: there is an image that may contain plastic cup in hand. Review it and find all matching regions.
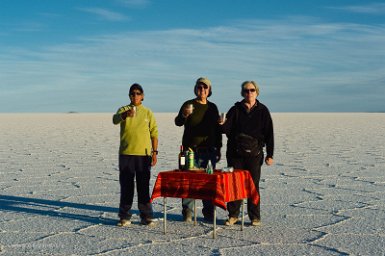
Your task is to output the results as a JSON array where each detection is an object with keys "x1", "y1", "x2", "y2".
[
  {"x1": 130, "y1": 106, "x2": 136, "y2": 117},
  {"x1": 186, "y1": 104, "x2": 194, "y2": 115},
  {"x1": 219, "y1": 112, "x2": 226, "y2": 124},
  {"x1": 221, "y1": 112, "x2": 225, "y2": 121}
]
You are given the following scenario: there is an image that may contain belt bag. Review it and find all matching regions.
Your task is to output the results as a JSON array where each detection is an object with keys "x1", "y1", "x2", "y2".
[{"x1": 235, "y1": 133, "x2": 261, "y2": 157}]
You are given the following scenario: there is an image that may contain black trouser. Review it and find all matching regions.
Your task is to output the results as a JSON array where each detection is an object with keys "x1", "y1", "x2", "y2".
[
  {"x1": 227, "y1": 153, "x2": 263, "y2": 221},
  {"x1": 118, "y1": 155, "x2": 153, "y2": 220}
]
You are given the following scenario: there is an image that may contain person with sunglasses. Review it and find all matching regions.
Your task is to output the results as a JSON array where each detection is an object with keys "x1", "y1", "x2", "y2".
[
  {"x1": 175, "y1": 77, "x2": 222, "y2": 222},
  {"x1": 220, "y1": 81, "x2": 274, "y2": 227},
  {"x1": 113, "y1": 83, "x2": 158, "y2": 226}
]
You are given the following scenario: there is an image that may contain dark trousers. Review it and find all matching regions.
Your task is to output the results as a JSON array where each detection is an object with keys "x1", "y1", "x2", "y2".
[
  {"x1": 182, "y1": 147, "x2": 217, "y2": 218},
  {"x1": 227, "y1": 154, "x2": 263, "y2": 221},
  {"x1": 118, "y1": 155, "x2": 153, "y2": 220}
]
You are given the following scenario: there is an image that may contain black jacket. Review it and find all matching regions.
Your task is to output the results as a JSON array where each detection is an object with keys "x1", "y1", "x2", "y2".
[
  {"x1": 175, "y1": 99, "x2": 222, "y2": 149},
  {"x1": 222, "y1": 100, "x2": 274, "y2": 158}
]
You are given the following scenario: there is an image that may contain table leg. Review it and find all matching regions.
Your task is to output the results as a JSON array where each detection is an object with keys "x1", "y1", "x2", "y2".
[
  {"x1": 163, "y1": 197, "x2": 167, "y2": 234},
  {"x1": 194, "y1": 199, "x2": 197, "y2": 226},
  {"x1": 213, "y1": 206, "x2": 217, "y2": 239},
  {"x1": 241, "y1": 199, "x2": 245, "y2": 231}
]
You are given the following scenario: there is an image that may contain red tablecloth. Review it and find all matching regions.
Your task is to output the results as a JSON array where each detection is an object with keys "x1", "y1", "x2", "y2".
[{"x1": 150, "y1": 169, "x2": 259, "y2": 210}]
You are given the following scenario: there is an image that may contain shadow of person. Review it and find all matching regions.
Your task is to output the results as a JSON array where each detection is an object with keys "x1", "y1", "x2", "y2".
[
  {"x1": 0, "y1": 195, "x2": 121, "y2": 225},
  {"x1": 1, "y1": 195, "x2": 184, "y2": 225}
]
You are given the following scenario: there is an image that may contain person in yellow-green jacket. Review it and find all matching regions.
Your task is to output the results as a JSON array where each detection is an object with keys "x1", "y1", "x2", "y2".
[{"x1": 113, "y1": 83, "x2": 158, "y2": 227}]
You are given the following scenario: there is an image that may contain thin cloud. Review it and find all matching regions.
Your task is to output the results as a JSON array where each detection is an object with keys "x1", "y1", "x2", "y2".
[
  {"x1": 331, "y1": 3, "x2": 385, "y2": 14},
  {"x1": 1, "y1": 18, "x2": 385, "y2": 112},
  {"x1": 115, "y1": 0, "x2": 150, "y2": 8},
  {"x1": 14, "y1": 22, "x2": 46, "y2": 32},
  {"x1": 79, "y1": 7, "x2": 129, "y2": 21}
]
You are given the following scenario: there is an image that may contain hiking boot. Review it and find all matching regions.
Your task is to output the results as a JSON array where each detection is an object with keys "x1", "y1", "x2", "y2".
[
  {"x1": 225, "y1": 217, "x2": 239, "y2": 226},
  {"x1": 183, "y1": 210, "x2": 193, "y2": 222},
  {"x1": 140, "y1": 218, "x2": 155, "y2": 226},
  {"x1": 251, "y1": 219, "x2": 261, "y2": 226},
  {"x1": 117, "y1": 219, "x2": 131, "y2": 227}
]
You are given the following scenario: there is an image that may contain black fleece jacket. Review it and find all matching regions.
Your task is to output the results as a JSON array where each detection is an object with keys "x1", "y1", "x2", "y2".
[
  {"x1": 222, "y1": 100, "x2": 274, "y2": 159},
  {"x1": 175, "y1": 99, "x2": 222, "y2": 150}
]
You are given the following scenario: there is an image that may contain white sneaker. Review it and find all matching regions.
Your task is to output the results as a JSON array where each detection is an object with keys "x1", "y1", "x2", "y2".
[
  {"x1": 117, "y1": 219, "x2": 131, "y2": 227},
  {"x1": 225, "y1": 217, "x2": 239, "y2": 226},
  {"x1": 251, "y1": 219, "x2": 261, "y2": 226},
  {"x1": 141, "y1": 218, "x2": 155, "y2": 226}
]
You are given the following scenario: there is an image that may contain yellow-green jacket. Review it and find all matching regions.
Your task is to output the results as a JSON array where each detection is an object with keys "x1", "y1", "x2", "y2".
[{"x1": 113, "y1": 104, "x2": 158, "y2": 156}]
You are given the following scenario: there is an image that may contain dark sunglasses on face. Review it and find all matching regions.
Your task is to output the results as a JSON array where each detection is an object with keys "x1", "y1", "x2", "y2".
[
  {"x1": 243, "y1": 88, "x2": 256, "y2": 94},
  {"x1": 197, "y1": 83, "x2": 209, "y2": 90},
  {"x1": 130, "y1": 92, "x2": 142, "y2": 96}
]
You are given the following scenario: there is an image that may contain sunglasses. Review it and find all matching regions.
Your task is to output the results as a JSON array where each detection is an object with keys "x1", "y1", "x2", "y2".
[
  {"x1": 243, "y1": 88, "x2": 256, "y2": 93},
  {"x1": 197, "y1": 84, "x2": 209, "y2": 90},
  {"x1": 130, "y1": 92, "x2": 142, "y2": 96}
]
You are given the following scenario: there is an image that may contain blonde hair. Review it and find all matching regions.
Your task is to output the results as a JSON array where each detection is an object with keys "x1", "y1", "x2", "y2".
[{"x1": 241, "y1": 81, "x2": 259, "y2": 96}]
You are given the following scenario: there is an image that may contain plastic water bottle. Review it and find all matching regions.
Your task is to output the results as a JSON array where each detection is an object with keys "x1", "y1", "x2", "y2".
[
  {"x1": 206, "y1": 160, "x2": 213, "y2": 174},
  {"x1": 188, "y1": 150, "x2": 195, "y2": 170}
]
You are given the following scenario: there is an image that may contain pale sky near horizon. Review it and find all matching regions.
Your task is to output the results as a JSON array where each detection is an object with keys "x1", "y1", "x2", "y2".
[{"x1": 1, "y1": 0, "x2": 385, "y2": 113}]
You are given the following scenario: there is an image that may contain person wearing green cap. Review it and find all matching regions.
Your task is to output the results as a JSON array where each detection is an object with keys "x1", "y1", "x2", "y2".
[{"x1": 175, "y1": 77, "x2": 222, "y2": 222}]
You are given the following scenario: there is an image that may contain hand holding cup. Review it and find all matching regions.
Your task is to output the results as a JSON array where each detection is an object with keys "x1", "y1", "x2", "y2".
[
  {"x1": 121, "y1": 106, "x2": 136, "y2": 120},
  {"x1": 127, "y1": 106, "x2": 136, "y2": 117},
  {"x1": 183, "y1": 104, "x2": 194, "y2": 117},
  {"x1": 218, "y1": 112, "x2": 226, "y2": 125}
]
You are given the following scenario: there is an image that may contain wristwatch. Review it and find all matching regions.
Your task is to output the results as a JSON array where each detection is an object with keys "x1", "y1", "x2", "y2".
[{"x1": 152, "y1": 150, "x2": 158, "y2": 155}]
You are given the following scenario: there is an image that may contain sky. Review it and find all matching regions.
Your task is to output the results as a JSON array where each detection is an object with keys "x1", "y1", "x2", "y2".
[{"x1": 1, "y1": 0, "x2": 385, "y2": 113}]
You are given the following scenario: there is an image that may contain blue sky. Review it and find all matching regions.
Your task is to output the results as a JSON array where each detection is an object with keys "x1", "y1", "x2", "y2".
[{"x1": 1, "y1": 0, "x2": 385, "y2": 113}]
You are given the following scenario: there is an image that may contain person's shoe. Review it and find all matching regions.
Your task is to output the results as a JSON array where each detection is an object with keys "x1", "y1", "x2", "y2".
[
  {"x1": 251, "y1": 219, "x2": 261, "y2": 226},
  {"x1": 225, "y1": 217, "x2": 239, "y2": 226},
  {"x1": 117, "y1": 219, "x2": 131, "y2": 227},
  {"x1": 183, "y1": 210, "x2": 193, "y2": 222},
  {"x1": 140, "y1": 218, "x2": 155, "y2": 226}
]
